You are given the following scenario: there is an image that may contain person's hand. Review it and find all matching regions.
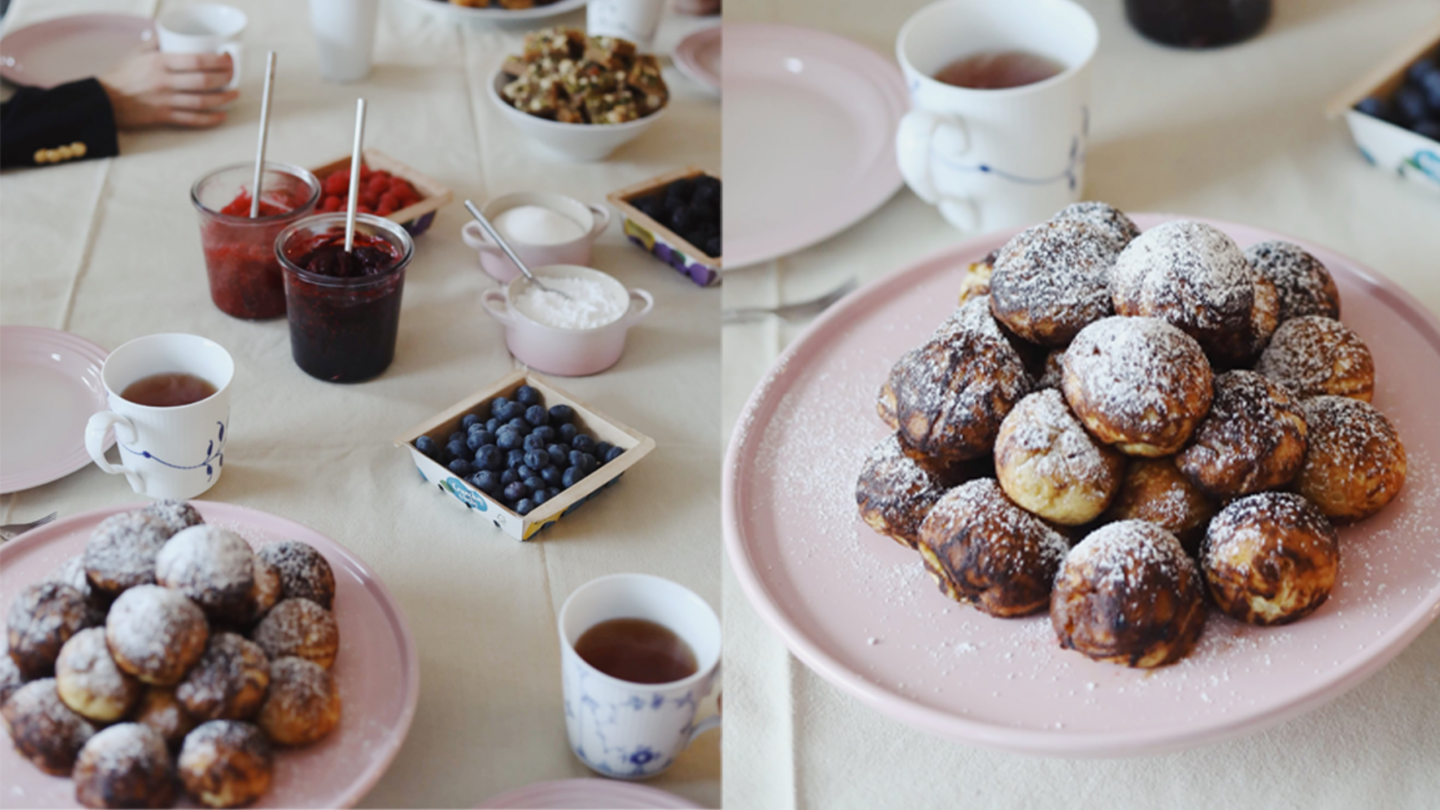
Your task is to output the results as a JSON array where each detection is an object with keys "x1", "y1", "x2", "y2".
[{"x1": 98, "y1": 50, "x2": 239, "y2": 130}]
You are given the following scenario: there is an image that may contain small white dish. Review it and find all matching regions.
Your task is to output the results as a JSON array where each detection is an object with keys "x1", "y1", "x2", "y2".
[
  {"x1": 481, "y1": 265, "x2": 653, "y2": 376},
  {"x1": 0, "y1": 327, "x2": 111, "y2": 494},
  {"x1": 488, "y1": 68, "x2": 668, "y2": 162},
  {"x1": 461, "y1": 192, "x2": 611, "y2": 283}
]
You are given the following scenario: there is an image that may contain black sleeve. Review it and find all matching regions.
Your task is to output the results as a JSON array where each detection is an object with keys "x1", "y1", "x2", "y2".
[{"x1": 1, "y1": 78, "x2": 119, "y2": 170}]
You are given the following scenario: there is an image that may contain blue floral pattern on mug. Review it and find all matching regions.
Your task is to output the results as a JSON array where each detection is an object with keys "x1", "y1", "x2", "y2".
[
  {"x1": 119, "y1": 420, "x2": 227, "y2": 481},
  {"x1": 564, "y1": 660, "x2": 709, "y2": 779}
]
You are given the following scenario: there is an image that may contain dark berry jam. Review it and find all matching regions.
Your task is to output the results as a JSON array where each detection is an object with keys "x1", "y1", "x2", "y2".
[
  {"x1": 1124, "y1": 0, "x2": 1271, "y2": 48},
  {"x1": 286, "y1": 231, "x2": 401, "y2": 278}
]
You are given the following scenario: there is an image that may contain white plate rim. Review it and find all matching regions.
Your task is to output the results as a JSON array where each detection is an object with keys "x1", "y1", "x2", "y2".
[
  {"x1": 0, "y1": 326, "x2": 112, "y2": 494},
  {"x1": 393, "y1": 0, "x2": 588, "y2": 24},
  {"x1": 672, "y1": 25, "x2": 721, "y2": 95}
]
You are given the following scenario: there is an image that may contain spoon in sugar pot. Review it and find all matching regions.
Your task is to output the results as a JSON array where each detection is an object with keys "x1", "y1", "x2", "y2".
[{"x1": 464, "y1": 200, "x2": 571, "y2": 300}]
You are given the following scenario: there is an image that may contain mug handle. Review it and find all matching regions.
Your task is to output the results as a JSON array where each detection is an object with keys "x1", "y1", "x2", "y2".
[
  {"x1": 85, "y1": 412, "x2": 145, "y2": 494},
  {"x1": 481, "y1": 289, "x2": 516, "y2": 326},
  {"x1": 220, "y1": 42, "x2": 243, "y2": 92},
  {"x1": 623, "y1": 289, "x2": 654, "y2": 325},
  {"x1": 897, "y1": 110, "x2": 980, "y2": 232},
  {"x1": 682, "y1": 660, "x2": 723, "y2": 748},
  {"x1": 587, "y1": 204, "x2": 612, "y2": 237}
]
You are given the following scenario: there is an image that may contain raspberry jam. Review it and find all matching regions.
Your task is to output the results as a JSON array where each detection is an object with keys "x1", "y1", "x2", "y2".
[{"x1": 277, "y1": 216, "x2": 414, "y2": 383}]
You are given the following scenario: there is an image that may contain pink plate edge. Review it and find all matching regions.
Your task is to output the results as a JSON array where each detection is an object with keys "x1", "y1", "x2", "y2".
[
  {"x1": 674, "y1": 26, "x2": 721, "y2": 92},
  {"x1": 476, "y1": 778, "x2": 702, "y2": 809},
  {"x1": 0, "y1": 326, "x2": 112, "y2": 494},
  {"x1": 721, "y1": 23, "x2": 908, "y2": 270},
  {"x1": 721, "y1": 213, "x2": 1440, "y2": 758},
  {"x1": 0, "y1": 14, "x2": 156, "y2": 89},
  {"x1": 0, "y1": 500, "x2": 422, "y2": 807}
]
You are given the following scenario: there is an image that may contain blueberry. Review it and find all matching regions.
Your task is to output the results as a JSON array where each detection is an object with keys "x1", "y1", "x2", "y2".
[
  {"x1": 516, "y1": 385, "x2": 540, "y2": 405},
  {"x1": 445, "y1": 439, "x2": 467, "y2": 460},
  {"x1": 559, "y1": 423, "x2": 578, "y2": 442},
  {"x1": 490, "y1": 397, "x2": 510, "y2": 418},
  {"x1": 448, "y1": 458, "x2": 472, "y2": 476},
  {"x1": 524, "y1": 476, "x2": 545, "y2": 493},
  {"x1": 517, "y1": 465, "x2": 536, "y2": 480},
  {"x1": 515, "y1": 498, "x2": 535, "y2": 516},
  {"x1": 507, "y1": 401, "x2": 530, "y2": 421},
  {"x1": 547, "y1": 443, "x2": 570, "y2": 460},
  {"x1": 472, "y1": 470, "x2": 499, "y2": 495},
  {"x1": 507, "y1": 417, "x2": 531, "y2": 435},
  {"x1": 572, "y1": 434, "x2": 596, "y2": 453},
  {"x1": 474, "y1": 429, "x2": 496, "y2": 446},
  {"x1": 461, "y1": 414, "x2": 482, "y2": 430},
  {"x1": 1422, "y1": 71, "x2": 1440, "y2": 110},
  {"x1": 541, "y1": 465, "x2": 564, "y2": 485},
  {"x1": 1406, "y1": 57, "x2": 1439, "y2": 85},
  {"x1": 549, "y1": 404, "x2": 575, "y2": 424},
  {"x1": 504, "y1": 480, "x2": 530, "y2": 501},
  {"x1": 574, "y1": 452, "x2": 597, "y2": 475},
  {"x1": 562, "y1": 466, "x2": 584, "y2": 488},
  {"x1": 524, "y1": 449, "x2": 550, "y2": 470},
  {"x1": 496, "y1": 428, "x2": 523, "y2": 450},
  {"x1": 475, "y1": 444, "x2": 504, "y2": 471},
  {"x1": 532, "y1": 489, "x2": 548, "y2": 505},
  {"x1": 523, "y1": 433, "x2": 547, "y2": 452},
  {"x1": 525, "y1": 404, "x2": 549, "y2": 426},
  {"x1": 414, "y1": 435, "x2": 439, "y2": 458},
  {"x1": 486, "y1": 417, "x2": 501, "y2": 434},
  {"x1": 603, "y1": 445, "x2": 625, "y2": 463},
  {"x1": 1394, "y1": 86, "x2": 1430, "y2": 123},
  {"x1": 501, "y1": 469, "x2": 520, "y2": 486},
  {"x1": 449, "y1": 431, "x2": 465, "y2": 446},
  {"x1": 507, "y1": 448, "x2": 526, "y2": 469},
  {"x1": 466, "y1": 432, "x2": 486, "y2": 451},
  {"x1": 545, "y1": 487, "x2": 563, "y2": 501},
  {"x1": 533, "y1": 425, "x2": 556, "y2": 444},
  {"x1": 1414, "y1": 119, "x2": 1440, "y2": 141}
]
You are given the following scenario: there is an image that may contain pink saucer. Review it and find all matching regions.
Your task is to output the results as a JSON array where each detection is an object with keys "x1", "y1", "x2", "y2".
[
  {"x1": 0, "y1": 14, "x2": 155, "y2": 89},
  {"x1": 0, "y1": 327, "x2": 111, "y2": 494},
  {"x1": 477, "y1": 779, "x2": 701, "y2": 809},
  {"x1": 724, "y1": 214, "x2": 1440, "y2": 757},
  {"x1": 673, "y1": 26, "x2": 721, "y2": 95},
  {"x1": 0, "y1": 501, "x2": 420, "y2": 808}
]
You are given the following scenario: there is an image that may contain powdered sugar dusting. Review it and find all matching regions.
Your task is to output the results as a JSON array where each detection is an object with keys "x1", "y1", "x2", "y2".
[
  {"x1": 998, "y1": 388, "x2": 1118, "y2": 495},
  {"x1": 1052, "y1": 201, "x2": 1141, "y2": 252},
  {"x1": 989, "y1": 219, "x2": 1117, "y2": 345},
  {"x1": 76, "y1": 722, "x2": 168, "y2": 778},
  {"x1": 1255, "y1": 316, "x2": 1374, "y2": 400},
  {"x1": 1063, "y1": 316, "x2": 1212, "y2": 433},
  {"x1": 1244, "y1": 240, "x2": 1341, "y2": 321},
  {"x1": 1112, "y1": 220, "x2": 1254, "y2": 334},
  {"x1": 1065, "y1": 520, "x2": 1194, "y2": 593}
]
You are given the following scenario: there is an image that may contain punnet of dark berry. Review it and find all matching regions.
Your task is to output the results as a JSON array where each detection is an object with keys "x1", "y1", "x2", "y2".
[{"x1": 629, "y1": 174, "x2": 721, "y2": 259}]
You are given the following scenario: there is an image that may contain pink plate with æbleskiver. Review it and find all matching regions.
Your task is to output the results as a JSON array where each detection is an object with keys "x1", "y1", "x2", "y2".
[
  {"x1": 0, "y1": 502, "x2": 420, "y2": 808},
  {"x1": 723, "y1": 214, "x2": 1440, "y2": 757}
]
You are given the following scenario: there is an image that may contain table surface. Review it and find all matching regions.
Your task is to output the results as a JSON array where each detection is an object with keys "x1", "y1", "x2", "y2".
[
  {"x1": 0, "y1": 0, "x2": 721, "y2": 807},
  {"x1": 720, "y1": 1, "x2": 1440, "y2": 808}
]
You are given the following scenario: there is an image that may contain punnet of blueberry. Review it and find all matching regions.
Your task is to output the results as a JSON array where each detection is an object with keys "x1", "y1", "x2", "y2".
[{"x1": 1355, "y1": 55, "x2": 1440, "y2": 142}]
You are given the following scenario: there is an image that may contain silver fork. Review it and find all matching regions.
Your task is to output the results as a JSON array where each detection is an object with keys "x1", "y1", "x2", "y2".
[
  {"x1": 0, "y1": 512, "x2": 57, "y2": 542},
  {"x1": 722, "y1": 278, "x2": 858, "y2": 325}
]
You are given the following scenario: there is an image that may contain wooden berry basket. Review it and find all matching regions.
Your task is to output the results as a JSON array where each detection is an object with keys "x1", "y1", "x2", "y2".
[
  {"x1": 310, "y1": 148, "x2": 453, "y2": 236},
  {"x1": 1326, "y1": 15, "x2": 1440, "y2": 193},
  {"x1": 393, "y1": 370, "x2": 655, "y2": 541},
  {"x1": 608, "y1": 165, "x2": 722, "y2": 288}
]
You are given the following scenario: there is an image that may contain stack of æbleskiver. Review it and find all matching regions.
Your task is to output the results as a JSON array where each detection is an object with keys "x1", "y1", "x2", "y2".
[
  {"x1": 2, "y1": 501, "x2": 343, "y2": 808},
  {"x1": 857, "y1": 203, "x2": 1407, "y2": 668}
]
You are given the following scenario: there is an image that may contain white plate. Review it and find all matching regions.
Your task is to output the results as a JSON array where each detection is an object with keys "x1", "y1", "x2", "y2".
[
  {"x1": 476, "y1": 779, "x2": 700, "y2": 809},
  {"x1": 0, "y1": 14, "x2": 155, "y2": 89},
  {"x1": 673, "y1": 26, "x2": 720, "y2": 95},
  {"x1": 722, "y1": 24, "x2": 908, "y2": 269},
  {"x1": 0, "y1": 327, "x2": 111, "y2": 494},
  {"x1": 394, "y1": 0, "x2": 588, "y2": 24}
]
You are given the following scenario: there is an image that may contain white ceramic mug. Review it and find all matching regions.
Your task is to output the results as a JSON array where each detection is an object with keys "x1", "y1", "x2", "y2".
[
  {"x1": 559, "y1": 574, "x2": 721, "y2": 779},
  {"x1": 461, "y1": 193, "x2": 612, "y2": 284},
  {"x1": 587, "y1": 0, "x2": 666, "y2": 51},
  {"x1": 84, "y1": 334, "x2": 234, "y2": 500},
  {"x1": 895, "y1": 0, "x2": 1098, "y2": 233},
  {"x1": 156, "y1": 3, "x2": 246, "y2": 91},
  {"x1": 308, "y1": 0, "x2": 380, "y2": 83}
]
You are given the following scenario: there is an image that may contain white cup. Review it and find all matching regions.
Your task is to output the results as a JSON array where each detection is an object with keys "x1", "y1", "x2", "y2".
[
  {"x1": 558, "y1": 574, "x2": 721, "y2": 779},
  {"x1": 587, "y1": 0, "x2": 666, "y2": 51},
  {"x1": 309, "y1": 0, "x2": 380, "y2": 83},
  {"x1": 156, "y1": 3, "x2": 246, "y2": 91},
  {"x1": 895, "y1": 0, "x2": 1098, "y2": 233},
  {"x1": 84, "y1": 334, "x2": 234, "y2": 501}
]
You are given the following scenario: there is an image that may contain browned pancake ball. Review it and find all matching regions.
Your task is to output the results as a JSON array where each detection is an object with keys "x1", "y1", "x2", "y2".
[
  {"x1": 251, "y1": 599, "x2": 340, "y2": 670},
  {"x1": 73, "y1": 723, "x2": 177, "y2": 809},
  {"x1": 176, "y1": 633, "x2": 270, "y2": 723},
  {"x1": 2, "y1": 678, "x2": 97, "y2": 775},
  {"x1": 155, "y1": 526, "x2": 256, "y2": 624},
  {"x1": 47, "y1": 555, "x2": 112, "y2": 629},
  {"x1": 1050, "y1": 520, "x2": 1208, "y2": 668},
  {"x1": 0, "y1": 648, "x2": 24, "y2": 709},
  {"x1": 56, "y1": 627, "x2": 142, "y2": 723},
  {"x1": 258, "y1": 657, "x2": 342, "y2": 747},
  {"x1": 957, "y1": 251, "x2": 997, "y2": 304},
  {"x1": 1255, "y1": 316, "x2": 1374, "y2": 402},
  {"x1": 1295, "y1": 396, "x2": 1406, "y2": 522},
  {"x1": 241, "y1": 555, "x2": 282, "y2": 628},
  {"x1": 1052, "y1": 201, "x2": 1141, "y2": 253},
  {"x1": 1244, "y1": 240, "x2": 1341, "y2": 322},
  {"x1": 1102, "y1": 457, "x2": 1217, "y2": 557},
  {"x1": 139, "y1": 499, "x2": 205, "y2": 536},
  {"x1": 994, "y1": 389, "x2": 1125, "y2": 525},
  {"x1": 132, "y1": 687, "x2": 197, "y2": 750},
  {"x1": 7, "y1": 581, "x2": 91, "y2": 679},
  {"x1": 916, "y1": 479, "x2": 1070, "y2": 618},
  {"x1": 856, "y1": 434, "x2": 951, "y2": 549},
  {"x1": 882, "y1": 329, "x2": 1030, "y2": 465},
  {"x1": 1176, "y1": 371, "x2": 1308, "y2": 499},
  {"x1": 178, "y1": 721, "x2": 273, "y2": 809},
  {"x1": 1232, "y1": 270, "x2": 1281, "y2": 368},
  {"x1": 1202, "y1": 493, "x2": 1339, "y2": 626},
  {"x1": 988, "y1": 219, "x2": 1117, "y2": 347},
  {"x1": 105, "y1": 585, "x2": 210, "y2": 687},
  {"x1": 257, "y1": 541, "x2": 337, "y2": 611},
  {"x1": 84, "y1": 511, "x2": 174, "y2": 595},
  {"x1": 1111, "y1": 220, "x2": 1255, "y2": 363},
  {"x1": 1034, "y1": 348, "x2": 1066, "y2": 391},
  {"x1": 1062, "y1": 316, "x2": 1215, "y2": 457}
]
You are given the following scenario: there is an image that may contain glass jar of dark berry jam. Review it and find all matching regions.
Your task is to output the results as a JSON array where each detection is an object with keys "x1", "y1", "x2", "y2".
[
  {"x1": 275, "y1": 213, "x2": 414, "y2": 383},
  {"x1": 1124, "y1": 0, "x2": 1271, "y2": 48},
  {"x1": 191, "y1": 162, "x2": 321, "y2": 320}
]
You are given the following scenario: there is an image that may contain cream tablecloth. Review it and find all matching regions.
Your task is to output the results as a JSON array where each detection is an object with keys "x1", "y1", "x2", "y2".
[
  {"x1": 721, "y1": 0, "x2": 1440, "y2": 807},
  {"x1": 0, "y1": 0, "x2": 721, "y2": 806}
]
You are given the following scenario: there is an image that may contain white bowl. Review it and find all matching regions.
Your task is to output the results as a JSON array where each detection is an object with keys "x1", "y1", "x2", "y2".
[{"x1": 488, "y1": 68, "x2": 668, "y2": 162}]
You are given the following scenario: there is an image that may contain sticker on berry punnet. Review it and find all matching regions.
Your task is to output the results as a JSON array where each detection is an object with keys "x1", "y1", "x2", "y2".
[{"x1": 442, "y1": 478, "x2": 488, "y2": 512}]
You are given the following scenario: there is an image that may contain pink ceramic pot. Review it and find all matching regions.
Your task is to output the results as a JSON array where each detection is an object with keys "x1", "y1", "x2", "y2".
[
  {"x1": 461, "y1": 192, "x2": 611, "y2": 283},
  {"x1": 481, "y1": 265, "x2": 654, "y2": 377}
]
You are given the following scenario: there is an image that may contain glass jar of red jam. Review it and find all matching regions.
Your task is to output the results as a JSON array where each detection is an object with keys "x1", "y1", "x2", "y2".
[
  {"x1": 191, "y1": 162, "x2": 321, "y2": 320},
  {"x1": 275, "y1": 213, "x2": 415, "y2": 383}
]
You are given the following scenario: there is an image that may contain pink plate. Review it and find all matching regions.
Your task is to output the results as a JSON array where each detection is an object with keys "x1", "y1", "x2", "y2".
[
  {"x1": 673, "y1": 26, "x2": 721, "y2": 95},
  {"x1": 722, "y1": 24, "x2": 908, "y2": 269},
  {"x1": 0, "y1": 501, "x2": 420, "y2": 808},
  {"x1": 723, "y1": 214, "x2": 1440, "y2": 757},
  {"x1": 476, "y1": 779, "x2": 701, "y2": 809},
  {"x1": 0, "y1": 327, "x2": 112, "y2": 494},
  {"x1": 0, "y1": 14, "x2": 155, "y2": 89}
]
